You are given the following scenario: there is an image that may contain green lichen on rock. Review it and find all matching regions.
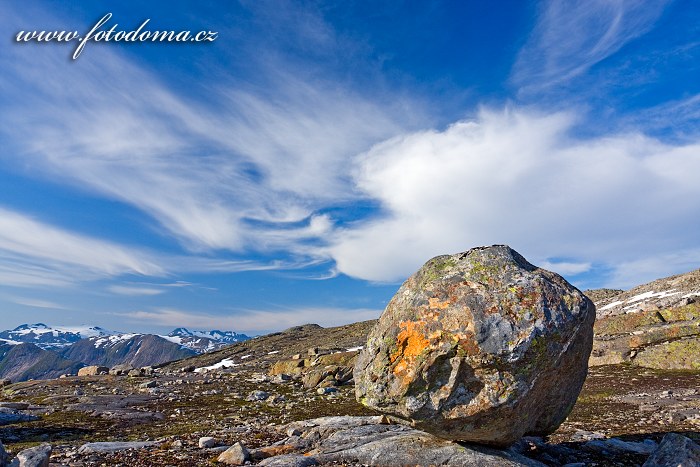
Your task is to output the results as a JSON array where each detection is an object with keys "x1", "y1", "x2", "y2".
[
  {"x1": 633, "y1": 337, "x2": 700, "y2": 370},
  {"x1": 354, "y1": 245, "x2": 596, "y2": 447}
]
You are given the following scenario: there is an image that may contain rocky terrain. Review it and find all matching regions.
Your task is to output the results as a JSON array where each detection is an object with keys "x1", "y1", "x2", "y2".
[
  {"x1": 1, "y1": 331, "x2": 698, "y2": 466},
  {"x1": 0, "y1": 255, "x2": 699, "y2": 466},
  {"x1": 587, "y1": 269, "x2": 700, "y2": 369}
]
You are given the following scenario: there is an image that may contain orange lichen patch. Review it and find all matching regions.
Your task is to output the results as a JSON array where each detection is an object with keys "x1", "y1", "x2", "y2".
[
  {"x1": 254, "y1": 445, "x2": 296, "y2": 459},
  {"x1": 391, "y1": 320, "x2": 430, "y2": 363},
  {"x1": 429, "y1": 297, "x2": 451, "y2": 310},
  {"x1": 390, "y1": 320, "x2": 431, "y2": 385}
]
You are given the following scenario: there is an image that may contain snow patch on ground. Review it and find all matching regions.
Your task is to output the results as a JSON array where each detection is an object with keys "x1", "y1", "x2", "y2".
[
  {"x1": 195, "y1": 358, "x2": 238, "y2": 372},
  {"x1": 626, "y1": 290, "x2": 679, "y2": 304},
  {"x1": 600, "y1": 289, "x2": 690, "y2": 314},
  {"x1": 599, "y1": 300, "x2": 624, "y2": 311}
]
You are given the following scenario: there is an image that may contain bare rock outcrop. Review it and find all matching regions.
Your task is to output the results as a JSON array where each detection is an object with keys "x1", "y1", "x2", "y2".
[
  {"x1": 77, "y1": 365, "x2": 108, "y2": 376},
  {"x1": 355, "y1": 245, "x2": 595, "y2": 446},
  {"x1": 589, "y1": 269, "x2": 700, "y2": 370}
]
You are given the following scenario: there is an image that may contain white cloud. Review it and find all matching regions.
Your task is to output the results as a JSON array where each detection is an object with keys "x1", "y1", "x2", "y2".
[
  {"x1": 623, "y1": 93, "x2": 700, "y2": 137},
  {"x1": 121, "y1": 306, "x2": 381, "y2": 333},
  {"x1": 0, "y1": 17, "x2": 406, "y2": 256},
  {"x1": 539, "y1": 261, "x2": 592, "y2": 276},
  {"x1": 0, "y1": 207, "x2": 164, "y2": 284},
  {"x1": 7, "y1": 296, "x2": 66, "y2": 310},
  {"x1": 512, "y1": 0, "x2": 670, "y2": 92},
  {"x1": 108, "y1": 286, "x2": 165, "y2": 297},
  {"x1": 327, "y1": 108, "x2": 700, "y2": 287},
  {"x1": 0, "y1": 206, "x2": 307, "y2": 288},
  {"x1": 605, "y1": 248, "x2": 700, "y2": 290}
]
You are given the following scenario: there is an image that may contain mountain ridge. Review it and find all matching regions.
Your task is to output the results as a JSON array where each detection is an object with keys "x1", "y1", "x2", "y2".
[{"x1": 0, "y1": 324, "x2": 250, "y2": 382}]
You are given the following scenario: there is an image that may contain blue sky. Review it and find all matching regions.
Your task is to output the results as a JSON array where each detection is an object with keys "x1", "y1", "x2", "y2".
[{"x1": 1, "y1": 1, "x2": 699, "y2": 335}]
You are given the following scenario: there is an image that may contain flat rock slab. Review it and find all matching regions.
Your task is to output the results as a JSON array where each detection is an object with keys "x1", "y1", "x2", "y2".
[
  {"x1": 0, "y1": 408, "x2": 39, "y2": 425},
  {"x1": 0, "y1": 402, "x2": 30, "y2": 410},
  {"x1": 279, "y1": 416, "x2": 544, "y2": 466},
  {"x1": 258, "y1": 454, "x2": 319, "y2": 466},
  {"x1": 67, "y1": 394, "x2": 157, "y2": 410},
  {"x1": 77, "y1": 441, "x2": 158, "y2": 454},
  {"x1": 643, "y1": 433, "x2": 700, "y2": 467}
]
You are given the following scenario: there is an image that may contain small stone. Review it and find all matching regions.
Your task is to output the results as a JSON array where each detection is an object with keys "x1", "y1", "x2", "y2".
[
  {"x1": 217, "y1": 442, "x2": 250, "y2": 465},
  {"x1": 14, "y1": 443, "x2": 51, "y2": 467},
  {"x1": 247, "y1": 390, "x2": 269, "y2": 401},
  {"x1": 0, "y1": 440, "x2": 9, "y2": 466},
  {"x1": 199, "y1": 436, "x2": 217, "y2": 448},
  {"x1": 109, "y1": 364, "x2": 134, "y2": 375},
  {"x1": 569, "y1": 430, "x2": 606, "y2": 442}
]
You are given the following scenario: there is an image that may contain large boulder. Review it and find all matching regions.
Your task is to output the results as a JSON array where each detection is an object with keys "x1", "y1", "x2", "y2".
[
  {"x1": 77, "y1": 365, "x2": 108, "y2": 376},
  {"x1": 354, "y1": 245, "x2": 595, "y2": 447}
]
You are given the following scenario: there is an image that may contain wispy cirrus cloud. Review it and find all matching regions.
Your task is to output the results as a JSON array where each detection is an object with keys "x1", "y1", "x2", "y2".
[
  {"x1": 107, "y1": 285, "x2": 165, "y2": 297},
  {"x1": 0, "y1": 206, "x2": 315, "y2": 288},
  {"x1": 5, "y1": 296, "x2": 67, "y2": 310},
  {"x1": 512, "y1": 0, "x2": 670, "y2": 94},
  {"x1": 121, "y1": 306, "x2": 381, "y2": 333},
  {"x1": 621, "y1": 92, "x2": 700, "y2": 139},
  {"x1": 0, "y1": 6, "x2": 409, "y2": 259},
  {"x1": 0, "y1": 207, "x2": 164, "y2": 286}
]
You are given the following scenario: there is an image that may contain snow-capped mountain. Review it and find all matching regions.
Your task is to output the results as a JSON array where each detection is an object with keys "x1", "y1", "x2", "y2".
[
  {"x1": 164, "y1": 328, "x2": 250, "y2": 352},
  {"x1": 61, "y1": 334, "x2": 196, "y2": 368},
  {"x1": 0, "y1": 323, "x2": 250, "y2": 381},
  {"x1": 0, "y1": 323, "x2": 113, "y2": 350}
]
